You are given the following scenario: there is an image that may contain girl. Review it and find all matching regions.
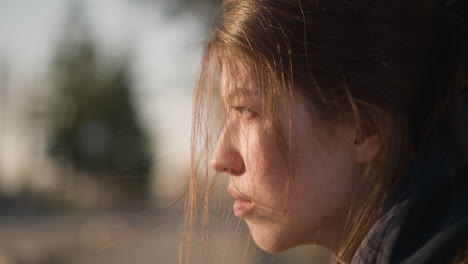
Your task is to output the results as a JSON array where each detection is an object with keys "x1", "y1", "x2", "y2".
[{"x1": 182, "y1": 0, "x2": 468, "y2": 263}]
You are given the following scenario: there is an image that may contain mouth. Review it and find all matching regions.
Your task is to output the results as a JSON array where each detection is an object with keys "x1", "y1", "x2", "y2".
[{"x1": 227, "y1": 187, "x2": 254, "y2": 218}]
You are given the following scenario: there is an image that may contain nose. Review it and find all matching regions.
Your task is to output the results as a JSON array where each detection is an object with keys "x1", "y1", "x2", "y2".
[{"x1": 210, "y1": 127, "x2": 245, "y2": 176}]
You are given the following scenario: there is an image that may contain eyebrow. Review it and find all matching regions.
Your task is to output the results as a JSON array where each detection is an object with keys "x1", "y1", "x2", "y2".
[{"x1": 225, "y1": 88, "x2": 259, "y2": 102}]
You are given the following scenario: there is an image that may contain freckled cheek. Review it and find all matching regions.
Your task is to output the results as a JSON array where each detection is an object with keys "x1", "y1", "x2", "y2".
[{"x1": 241, "y1": 128, "x2": 286, "y2": 198}]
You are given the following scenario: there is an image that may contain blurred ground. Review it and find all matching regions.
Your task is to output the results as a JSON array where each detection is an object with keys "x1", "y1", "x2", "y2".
[{"x1": 0, "y1": 211, "x2": 333, "y2": 264}]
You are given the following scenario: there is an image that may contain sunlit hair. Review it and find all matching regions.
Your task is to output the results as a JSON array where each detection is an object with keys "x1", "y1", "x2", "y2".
[{"x1": 180, "y1": 0, "x2": 467, "y2": 263}]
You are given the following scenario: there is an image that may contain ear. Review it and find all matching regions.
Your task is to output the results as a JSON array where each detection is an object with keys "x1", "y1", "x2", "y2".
[{"x1": 353, "y1": 133, "x2": 381, "y2": 163}]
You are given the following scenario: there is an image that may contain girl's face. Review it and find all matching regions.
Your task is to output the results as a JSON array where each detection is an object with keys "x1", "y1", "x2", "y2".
[{"x1": 211, "y1": 75, "x2": 360, "y2": 252}]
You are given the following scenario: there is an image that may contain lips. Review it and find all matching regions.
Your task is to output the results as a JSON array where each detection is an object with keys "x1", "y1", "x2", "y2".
[{"x1": 227, "y1": 187, "x2": 253, "y2": 217}]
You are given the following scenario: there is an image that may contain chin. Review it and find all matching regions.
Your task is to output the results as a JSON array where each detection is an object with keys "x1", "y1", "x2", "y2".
[
  {"x1": 252, "y1": 233, "x2": 299, "y2": 253},
  {"x1": 247, "y1": 220, "x2": 300, "y2": 253}
]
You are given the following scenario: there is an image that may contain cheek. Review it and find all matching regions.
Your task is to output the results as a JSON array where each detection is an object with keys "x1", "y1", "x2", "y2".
[
  {"x1": 242, "y1": 127, "x2": 288, "y2": 200},
  {"x1": 293, "y1": 117, "x2": 356, "y2": 217},
  {"x1": 298, "y1": 162, "x2": 354, "y2": 217},
  {"x1": 290, "y1": 142, "x2": 356, "y2": 242},
  {"x1": 272, "y1": 121, "x2": 356, "y2": 247}
]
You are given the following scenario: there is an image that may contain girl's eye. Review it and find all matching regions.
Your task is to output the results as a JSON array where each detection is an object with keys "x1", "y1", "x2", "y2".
[{"x1": 230, "y1": 106, "x2": 257, "y2": 117}]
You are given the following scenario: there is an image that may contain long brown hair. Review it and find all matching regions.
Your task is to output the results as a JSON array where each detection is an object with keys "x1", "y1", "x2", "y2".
[{"x1": 181, "y1": 0, "x2": 468, "y2": 263}]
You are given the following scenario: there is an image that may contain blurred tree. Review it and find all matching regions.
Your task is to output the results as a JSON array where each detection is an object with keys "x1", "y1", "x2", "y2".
[
  {"x1": 47, "y1": 1, "x2": 152, "y2": 206},
  {"x1": 0, "y1": 58, "x2": 8, "y2": 183},
  {"x1": 130, "y1": 0, "x2": 219, "y2": 24}
]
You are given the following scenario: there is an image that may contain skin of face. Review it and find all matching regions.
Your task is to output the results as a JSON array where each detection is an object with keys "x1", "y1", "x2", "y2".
[{"x1": 210, "y1": 78, "x2": 361, "y2": 253}]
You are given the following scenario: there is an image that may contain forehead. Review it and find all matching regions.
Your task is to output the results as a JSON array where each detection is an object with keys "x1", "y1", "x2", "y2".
[
  {"x1": 219, "y1": 61, "x2": 261, "y2": 101},
  {"x1": 221, "y1": 87, "x2": 260, "y2": 104}
]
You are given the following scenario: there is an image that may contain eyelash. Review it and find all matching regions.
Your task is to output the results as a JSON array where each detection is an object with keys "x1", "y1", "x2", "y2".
[{"x1": 230, "y1": 106, "x2": 257, "y2": 118}]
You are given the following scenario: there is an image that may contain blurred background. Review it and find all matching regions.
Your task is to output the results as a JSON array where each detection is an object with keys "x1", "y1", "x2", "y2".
[{"x1": 0, "y1": 0, "x2": 331, "y2": 263}]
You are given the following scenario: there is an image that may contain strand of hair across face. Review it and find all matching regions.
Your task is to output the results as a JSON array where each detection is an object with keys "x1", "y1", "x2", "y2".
[{"x1": 336, "y1": 257, "x2": 348, "y2": 264}]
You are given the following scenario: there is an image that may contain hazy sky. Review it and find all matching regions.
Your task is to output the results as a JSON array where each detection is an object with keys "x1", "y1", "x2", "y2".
[{"x1": 0, "y1": 0, "x2": 206, "y2": 197}]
